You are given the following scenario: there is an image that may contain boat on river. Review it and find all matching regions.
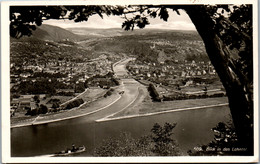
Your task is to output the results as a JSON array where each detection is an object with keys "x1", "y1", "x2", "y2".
[{"x1": 54, "y1": 145, "x2": 86, "y2": 156}]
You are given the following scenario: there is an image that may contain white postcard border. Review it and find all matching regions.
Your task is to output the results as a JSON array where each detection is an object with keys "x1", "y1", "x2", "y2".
[{"x1": 1, "y1": 0, "x2": 259, "y2": 163}]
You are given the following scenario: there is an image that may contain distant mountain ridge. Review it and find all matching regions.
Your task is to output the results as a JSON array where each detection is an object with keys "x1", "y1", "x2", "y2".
[
  {"x1": 11, "y1": 24, "x2": 198, "y2": 42},
  {"x1": 66, "y1": 27, "x2": 197, "y2": 38}
]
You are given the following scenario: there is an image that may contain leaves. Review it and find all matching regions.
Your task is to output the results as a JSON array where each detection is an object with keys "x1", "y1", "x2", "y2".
[
  {"x1": 150, "y1": 11, "x2": 157, "y2": 18},
  {"x1": 158, "y1": 7, "x2": 169, "y2": 21},
  {"x1": 136, "y1": 17, "x2": 150, "y2": 29},
  {"x1": 122, "y1": 15, "x2": 150, "y2": 31},
  {"x1": 122, "y1": 19, "x2": 134, "y2": 31}
]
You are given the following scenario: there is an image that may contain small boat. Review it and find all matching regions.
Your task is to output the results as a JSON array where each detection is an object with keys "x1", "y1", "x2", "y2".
[{"x1": 54, "y1": 145, "x2": 86, "y2": 156}]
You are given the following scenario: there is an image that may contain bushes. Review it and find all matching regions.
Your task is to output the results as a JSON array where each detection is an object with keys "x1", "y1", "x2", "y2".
[
  {"x1": 65, "y1": 98, "x2": 84, "y2": 110},
  {"x1": 25, "y1": 104, "x2": 48, "y2": 116},
  {"x1": 162, "y1": 92, "x2": 226, "y2": 101},
  {"x1": 39, "y1": 104, "x2": 48, "y2": 114},
  {"x1": 15, "y1": 79, "x2": 57, "y2": 95},
  {"x1": 75, "y1": 82, "x2": 85, "y2": 93},
  {"x1": 104, "y1": 89, "x2": 114, "y2": 98},
  {"x1": 56, "y1": 91, "x2": 74, "y2": 96},
  {"x1": 85, "y1": 73, "x2": 119, "y2": 88},
  {"x1": 112, "y1": 78, "x2": 120, "y2": 86},
  {"x1": 25, "y1": 97, "x2": 86, "y2": 116},
  {"x1": 47, "y1": 98, "x2": 61, "y2": 104},
  {"x1": 148, "y1": 83, "x2": 161, "y2": 102},
  {"x1": 52, "y1": 102, "x2": 60, "y2": 109}
]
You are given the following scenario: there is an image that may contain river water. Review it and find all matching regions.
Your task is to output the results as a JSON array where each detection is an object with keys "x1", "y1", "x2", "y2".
[{"x1": 11, "y1": 105, "x2": 231, "y2": 157}]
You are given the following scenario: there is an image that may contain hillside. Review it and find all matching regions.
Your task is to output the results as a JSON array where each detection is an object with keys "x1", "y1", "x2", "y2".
[
  {"x1": 76, "y1": 29, "x2": 209, "y2": 63},
  {"x1": 11, "y1": 24, "x2": 85, "y2": 42},
  {"x1": 11, "y1": 24, "x2": 209, "y2": 65},
  {"x1": 10, "y1": 37, "x2": 96, "y2": 67},
  {"x1": 38, "y1": 24, "x2": 86, "y2": 41}
]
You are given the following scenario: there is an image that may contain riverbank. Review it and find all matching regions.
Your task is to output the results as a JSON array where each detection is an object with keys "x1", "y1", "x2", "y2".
[
  {"x1": 11, "y1": 87, "x2": 229, "y2": 128},
  {"x1": 96, "y1": 97, "x2": 229, "y2": 122},
  {"x1": 11, "y1": 87, "x2": 122, "y2": 128}
]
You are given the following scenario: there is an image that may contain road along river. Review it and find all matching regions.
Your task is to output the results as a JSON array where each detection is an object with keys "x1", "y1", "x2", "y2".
[{"x1": 11, "y1": 58, "x2": 231, "y2": 156}]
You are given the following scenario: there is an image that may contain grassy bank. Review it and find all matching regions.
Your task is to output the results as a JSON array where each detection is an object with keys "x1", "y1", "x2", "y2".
[{"x1": 110, "y1": 97, "x2": 229, "y2": 119}]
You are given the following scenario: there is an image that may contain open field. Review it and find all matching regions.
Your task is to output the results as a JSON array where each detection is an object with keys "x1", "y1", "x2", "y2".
[
  {"x1": 77, "y1": 88, "x2": 107, "y2": 102},
  {"x1": 110, "y1": 96, "x2": 229, "y2": 119}
]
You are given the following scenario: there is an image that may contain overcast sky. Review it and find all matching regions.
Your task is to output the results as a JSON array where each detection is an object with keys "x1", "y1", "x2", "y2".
[{"x1": 44, "y1": 9, "x2": 196, "y2": 31}]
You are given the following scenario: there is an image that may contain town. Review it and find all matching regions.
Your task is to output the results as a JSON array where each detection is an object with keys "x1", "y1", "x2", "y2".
[
  {"x1": 9, "y1": 27, "x2": 226, "y2": 126},
  {"x1": 126, "y1": 49, "x2": 226, "y2": 101},
  {"x1": 10, "y1": 39, "x2": 123, "y2": 120}
]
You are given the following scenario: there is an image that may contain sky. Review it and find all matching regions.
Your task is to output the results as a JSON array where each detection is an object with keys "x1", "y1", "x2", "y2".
[{"x1": 44, "y1": 9, "x2": 196, "y2": 31}]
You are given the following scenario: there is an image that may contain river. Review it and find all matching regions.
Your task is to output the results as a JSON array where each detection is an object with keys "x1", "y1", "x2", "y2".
[
  {"x1": 11, "y1": 104, "x2": 231, "y2": 157},
  {"x1": 11, "y1": 58, "x2": 231, "y2": 157}
]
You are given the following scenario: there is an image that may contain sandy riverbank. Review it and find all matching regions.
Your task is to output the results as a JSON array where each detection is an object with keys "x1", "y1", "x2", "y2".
[{"x1": 98, "y1": 97, "x2": 229, "y2": 122}]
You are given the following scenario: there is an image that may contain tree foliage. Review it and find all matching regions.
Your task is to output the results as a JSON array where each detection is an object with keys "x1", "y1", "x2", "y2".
[
  {"x1": 94, "y1": 122, "x2": 179, "y2": 156},
  {"x1": 65, "y1": 98, "x2": 84, "y2": 110},
  {"x1": 148, "y1": 83, "x2": 161, "y2": 102},
  {"x1": 188, "y1": 122, "x2": 249, "y2": 156},
  {"x1": 25, "y1": 104, "x2": 48, "y2": 116},
  {"x1": 52, "y1": 102, "x2": 60, "y2": 109},
  {"x1": 151, "y1": 122, "x2": 178, "y2": 156},
  {"x1": 39, "y1": 104, "x2": 48, "y2": 114}
]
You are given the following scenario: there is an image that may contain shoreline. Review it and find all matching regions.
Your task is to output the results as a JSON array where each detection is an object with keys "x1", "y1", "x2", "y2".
[
  {"x1": 11, "y1": 94, "x2": 122, "y2": 128},
  {"x1": 96, "y1": 103, "x2": 229, "y2": 122},
  {"x1": 11, "y1": 97, "x2": 229, "y2": 128}
]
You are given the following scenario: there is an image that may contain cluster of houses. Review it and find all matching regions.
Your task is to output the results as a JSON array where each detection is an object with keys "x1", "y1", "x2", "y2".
[
  {"x1": 10, "y1": 54, "x2": 114, "y2": 84},
  {"x1": 10, "y1": 54, "x2": 120, "y2": 116},
  {"x1": 10, "y1": 94, "x2": 46, "y2": 116},
  {"x1": 127, "y1": 59, "x2": 217, "y2": 87}
]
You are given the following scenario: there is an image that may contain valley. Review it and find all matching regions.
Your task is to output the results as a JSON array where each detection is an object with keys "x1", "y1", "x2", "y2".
[{"x1": 10, "y1": 24, "x2": 230, "y2": 157}]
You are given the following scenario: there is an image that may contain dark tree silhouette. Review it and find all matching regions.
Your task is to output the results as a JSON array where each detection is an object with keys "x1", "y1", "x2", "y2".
[
  {"x1": 151, "y1": 122, "x2": 178, "y2": 156},
  {"x1": 94, "y1": 122, "x2": 179, "y2": 156},
  {"x1": 187, "y1": 122, "x2": 246, "y2": 156},
  {"x1": 9, "y1": 4, "x2": 254, "y2": 154},
  {"x1": 39, "y1": 104, "x2": 48, "y2": 114}
]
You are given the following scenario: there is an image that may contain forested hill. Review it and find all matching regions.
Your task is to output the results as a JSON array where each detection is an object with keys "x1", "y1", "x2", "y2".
[
  {"x1": 11, "y1": 24, "x2": 85, "y2": 42},
  {"x1": 75, "y1": 28, "x2": 209, "y2": 63}
]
